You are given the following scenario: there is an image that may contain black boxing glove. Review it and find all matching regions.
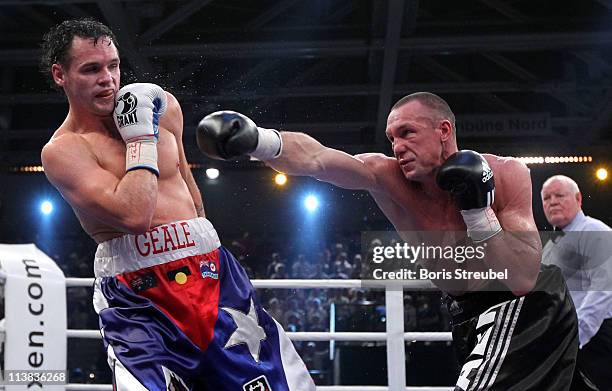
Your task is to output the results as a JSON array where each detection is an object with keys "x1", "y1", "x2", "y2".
[
  {"x1": 436, "y1": 150, "x2": 502, "y2": 242},
  {"x1": 196, "y1": 110, "x2": 282, "y2": 161}
]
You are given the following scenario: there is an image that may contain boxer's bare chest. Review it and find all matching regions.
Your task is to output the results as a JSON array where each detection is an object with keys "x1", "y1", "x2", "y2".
[
  {"x1": 373, "y1": 188, "x2": 466, "y2": 232},
  {"x1": 83, "y1": 127, "x2": 180, "y2": 179},
  {"x1": 71, "y1": 128, "x2": 190, "y2": 242},
  {"x1": 370, "y1": 165, "x2": 505, "y2": 233}
]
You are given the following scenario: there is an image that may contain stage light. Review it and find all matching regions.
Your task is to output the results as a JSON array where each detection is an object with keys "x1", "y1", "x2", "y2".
[
  {"x1": 205, "y1": 168, "x2": 220, "y2": 180},
  {"x1": 517, "y1": 155, "x2": 594, "y2": 165},
  {"x1": 304, "y1": 194, "x2": 319, "y2": 212},
  {"x1": 40, "y1": 200, "x2": 53, "y2": 215},
  {"x1": 596, "y1": 168, "x2": 608, "y2": 181},
  {"x1": 275, "y1": 173, "x2": 287, "y2": 186}
]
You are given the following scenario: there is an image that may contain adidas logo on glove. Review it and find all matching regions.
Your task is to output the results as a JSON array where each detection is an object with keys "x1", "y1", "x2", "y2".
[{"x1": 481, "y1": 158, "x2": 493, "y2": 183}]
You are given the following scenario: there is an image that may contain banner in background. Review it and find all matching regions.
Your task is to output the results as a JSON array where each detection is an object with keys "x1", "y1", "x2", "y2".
[
  {"x1": 457, "y1": 113, "x2": 551, "y2": 138},
  {"x1": 0, "y1": 244, "x2": 66, "y2": 391}
]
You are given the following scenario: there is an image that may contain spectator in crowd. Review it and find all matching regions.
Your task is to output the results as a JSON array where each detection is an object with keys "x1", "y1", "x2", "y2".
[
  {"x1": 404, "y1": 294, "x2": 418, "y2": 332},
  {"x1": 270, "y1": 263, "x2": 289, "y2": 279},
  {"x1": 308, "y1": 262, "x2": 330, "y2": 279},
  {"x1": 291, "y1": 254, "x2": 309, "y2": 278},
  {"x1": 266, "y1": 252, "x2": 283, "y2": 277},
  {"x1": 351, "y1": 254, "x2": 363, "y2": 278},
  {"x1": 284, "y1": 298, "x2": 306, "y2": 327},
  {"x1": 267, "y1": 298, "x2": 284, "y2": 323},
  {"x1": 307, "y1": 298, "x2": 328, "y2": 326},
  {"x1": 416, "y1": 296, "x2": 442, "y2": 331}
]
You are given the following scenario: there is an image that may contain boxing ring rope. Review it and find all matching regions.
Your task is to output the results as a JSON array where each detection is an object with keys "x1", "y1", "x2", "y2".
[
  {"x1": 66, "y1": 329, "x2": 452, "y2": 342},
  {"x1": 65, "y1": 277, "x2": 437, "y2": 289},
  {"x1": 63, "y1": 385, "x2": 452, "y2": 391},
  {"x1": 64, "y1": 278, "x2": 453, "y2": 391}
]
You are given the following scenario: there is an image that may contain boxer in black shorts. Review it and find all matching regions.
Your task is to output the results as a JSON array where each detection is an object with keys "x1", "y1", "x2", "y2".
[
  {"x1": 196, "y1": 92, "x2": 580, "y2": 390},
  {"x1": 445, "y1": 264, "x2": 577, "y2": 390}
]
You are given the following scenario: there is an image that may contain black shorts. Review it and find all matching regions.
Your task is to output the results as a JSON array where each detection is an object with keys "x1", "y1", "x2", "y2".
[
  {"x1": 574, "y1": 318, "x2": 612, "y2": 390},
  {"x1": 444, "y1": 264, "x2": 578, "y2": 391}
]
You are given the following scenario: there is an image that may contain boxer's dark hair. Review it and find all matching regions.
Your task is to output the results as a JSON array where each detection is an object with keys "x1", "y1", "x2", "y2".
[
  {"x1": 392, "y1": 92, "x2": 456, "y2": 129},
  {"x1": 40, "y1": 18, "x2": 118, "y2": 90}
]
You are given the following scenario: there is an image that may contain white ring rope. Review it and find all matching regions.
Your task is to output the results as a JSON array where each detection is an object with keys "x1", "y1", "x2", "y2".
[
  {"x1": 65, "y1": 386, "x2": 453, "y2": 391},
  {"x1": 66, "y1": 329, "x2": 452, "y2": 342},
  {"x1": 66, "y1": 278, "x2": 438, "y2": 289},
  {"x1": 64, "y1": 277, "x2": 452, "y2": 391}
]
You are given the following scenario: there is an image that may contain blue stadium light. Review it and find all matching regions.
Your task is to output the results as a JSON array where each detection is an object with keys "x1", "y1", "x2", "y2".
[
  {"x1": 40, "y1": 200, "x2": 54, "y2": 216},
  {"x1": 304, "y1": 194, "x2": 319, "y2": 212}
]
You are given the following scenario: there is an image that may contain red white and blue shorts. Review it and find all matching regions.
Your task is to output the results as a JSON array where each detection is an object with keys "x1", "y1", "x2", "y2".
[{"x1": 93, "y1": 217, "x2": 315, "y2": 391}]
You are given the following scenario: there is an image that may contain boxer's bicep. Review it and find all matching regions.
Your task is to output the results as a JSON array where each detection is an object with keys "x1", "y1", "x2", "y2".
[
  {"x1": 161, "y1": 94, "x2": 188, "y2": 175},
  {"x1": 163, "y1": 93, "x2": 205, "y2": 216},
  {"x1": 269, "y1": 132, "x2": 380, "y2": 190},
  {"x1": 176, "y1": 138, "x2": 204, "y2": 216},
  {"x1": 495, "y1": 161, "x2": 542, "y2": 258},
  {"x1": 496, "y1": 161, "x2": 538, "y2": 232},
  {"x1": 312, "y1": 148, "x2": 380, "y2": 190},
  {"x1": 42, "y1": 140, "x2": 113, "y2": 210}
]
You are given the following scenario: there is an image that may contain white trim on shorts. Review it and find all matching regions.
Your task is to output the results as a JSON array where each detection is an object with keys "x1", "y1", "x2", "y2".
[
  {"x1": 456, "y1": 296, "x2": 524, "y2": 391},
  {"x1": 94, "y1": 217, "x2": 221, "y2": 277},
  {"x1": 273, "y1": 318, "x2": 317, "y2": 391}
]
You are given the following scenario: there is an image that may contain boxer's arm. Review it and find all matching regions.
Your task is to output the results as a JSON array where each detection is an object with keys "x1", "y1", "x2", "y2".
[
  {"x1": 484, "y1": 160, "x2": 542, "y2": 295},
  {"x1": 162, "y1": 93, "x2": 205, "y2": 217},
  {"x1": 41, "y1": 134, "x2": 157, "y2": 234},
  {"x1": 266, "y1": 131, "x2": 382, "y2": 191},
  {"x1": 196, "y1": 111, "x2": 382, "y2": 191},
  {"x1": 576, "y1": 291, "x2": 612, "y2": 347},
  {"x1": 575, "y1": 232, "x2": 612, "y2": 346}
]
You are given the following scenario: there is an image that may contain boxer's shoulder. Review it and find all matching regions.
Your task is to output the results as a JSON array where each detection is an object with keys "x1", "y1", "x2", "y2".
[
  {"x1": 354, "y1": 153, "x2": 403, "y2": 190},
  {"x1": 354, "y1": 152, "x2": 394, "y2": 167},
  {"x1": 158, "y1": 91, "x2": 183, "y2": 138},
  {"x1": 481, "y1": 154, "x2": 532, "y2": 213},
  {"x1": 482, "y1": 153, "x2": 527, "y2": 171},
  {"x1": 42, "y1": 129, "x2": 110, "y2": 186},
  {"x1": 43, "y1": 131, "x2": 91, "y2": 163},
  {"x1": 482, "y1": 154, "x2": 530, "y2": 184}
]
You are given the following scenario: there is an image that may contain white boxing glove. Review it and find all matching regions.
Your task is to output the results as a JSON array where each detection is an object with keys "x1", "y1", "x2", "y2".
[{"x1": 114, "y1": 83, "x2": 168, "y2": 176}]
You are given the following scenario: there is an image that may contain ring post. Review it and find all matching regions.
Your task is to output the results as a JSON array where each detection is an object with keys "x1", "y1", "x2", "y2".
[{"x1": 385, "y1": 287, "x2": 406, "y2": 391}]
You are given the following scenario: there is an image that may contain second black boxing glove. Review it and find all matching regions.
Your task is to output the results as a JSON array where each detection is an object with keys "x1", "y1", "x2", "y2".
[
  {"x1": 436, "y1": 150, "x2": 501, "y2": 242},
  {"x1": 196, "y1": 110, "x2": 282, "y2": 161}
]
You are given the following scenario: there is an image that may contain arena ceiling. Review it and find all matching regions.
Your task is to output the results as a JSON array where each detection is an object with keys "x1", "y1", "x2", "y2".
[{"x1": 1, "y1": 0, "x2": 612, "y2": 167}]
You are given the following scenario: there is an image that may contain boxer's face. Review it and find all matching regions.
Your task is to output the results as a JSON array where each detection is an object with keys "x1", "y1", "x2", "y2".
[
  {"x1": 52, "y1": 36, "x2": 120, "y2": 117},
  {"x1": 541, "y1": 179, "x2": 581, "y2": 229},
  {"x1": 386, "y1": 101, "x2": 446, "y2": 181}
]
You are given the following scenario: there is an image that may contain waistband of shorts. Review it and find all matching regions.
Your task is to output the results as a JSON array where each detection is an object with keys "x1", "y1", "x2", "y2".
[
  {"x1": 94, "y1": 217, "x2": 221, "y2": 277},
  {"x1": 443, "y1": 290, "x2": 517, "y2": 324}
]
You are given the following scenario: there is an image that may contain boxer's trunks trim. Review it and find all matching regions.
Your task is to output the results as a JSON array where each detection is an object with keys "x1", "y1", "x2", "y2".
[
  {"x1": 468, "y1": 297, "x2": 524, "y2": 391},
  {"x1": 453, "y1": 296, "x2": 524, "y2": 391},
  {"x1": 447, "y1": 265, "x2": 578, "y2": 391},
  {"x1": 94, "y1": 217, "x2": 220, "y2": 277},
  {"x1": 107, "y1": 344, "x2": 148, "y2": 391},
  {"x1": 275, "y1": 317, "x2": 311, "y2": 391}
]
